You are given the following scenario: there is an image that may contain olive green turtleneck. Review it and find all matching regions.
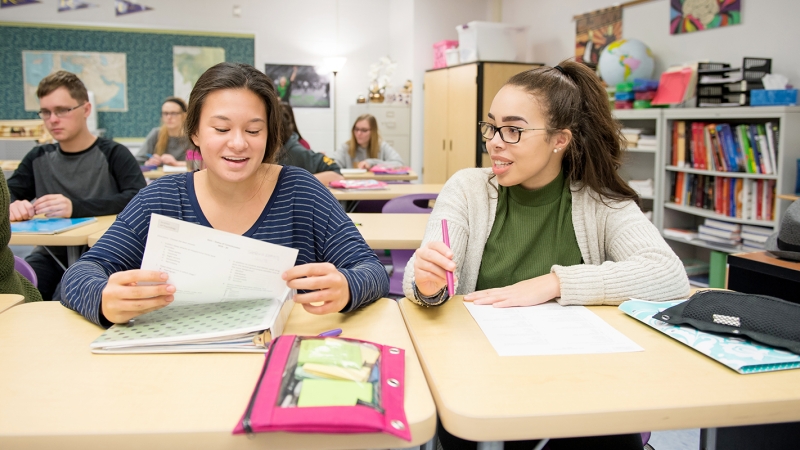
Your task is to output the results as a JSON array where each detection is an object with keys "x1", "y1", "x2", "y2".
[
  {"x1": 0, "y1": 172, "x2": 42, "y2": 302},
  {"x1": 476, "y1": 171, "x2": 582, "y2": 291}
]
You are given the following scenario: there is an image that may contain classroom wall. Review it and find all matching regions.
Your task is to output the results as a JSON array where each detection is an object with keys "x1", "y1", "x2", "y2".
[
  {"x1": 501, "y1": 0, "x2": 800, "y2": 85},
  {"x1": 1, "y1": 0, "x2": 409, "y2": 155},
  {"x1": 410, "y1": 0, "x2": 491, "y2": 178}
]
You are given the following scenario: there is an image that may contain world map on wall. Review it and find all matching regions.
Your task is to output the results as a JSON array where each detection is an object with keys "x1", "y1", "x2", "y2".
[
  {"x1": 22, "y1": 51, "x2": 127, "y2": 111},
  {"x1": 173, "y1": 46, "x2": 225, "y2": 102}
]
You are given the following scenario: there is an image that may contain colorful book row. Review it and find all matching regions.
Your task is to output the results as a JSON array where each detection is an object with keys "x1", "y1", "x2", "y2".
[
  {"x1": 669, "y1": 172, "x2": 775, "y2": 221},
  {"x1": 670, "y1": 121, "x2": 780, "y2": 174}
]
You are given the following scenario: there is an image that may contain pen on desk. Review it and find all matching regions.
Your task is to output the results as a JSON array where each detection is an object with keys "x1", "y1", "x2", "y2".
[
  {"x1": 318, "y1": 328, "x2": 342, "y2": 337},
  {"x1": 442, "y1": 219, "x2": 454, "y2": 297},
  {"x1": 353, "y1": 222, "x2": 362, "y2": 227}
]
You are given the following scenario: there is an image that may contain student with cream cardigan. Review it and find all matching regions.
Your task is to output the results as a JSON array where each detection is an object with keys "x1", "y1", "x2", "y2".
[{"x1": 404, "y1": 60, "x2": 688, "y2": 450}]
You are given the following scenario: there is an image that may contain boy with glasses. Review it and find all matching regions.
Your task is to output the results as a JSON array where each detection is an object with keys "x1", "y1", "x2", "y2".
[{"x1": 7, "y1": 71, "x2": 146, "y2": 300}]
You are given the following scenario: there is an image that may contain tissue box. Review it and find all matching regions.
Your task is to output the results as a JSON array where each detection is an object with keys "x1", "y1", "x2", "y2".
[
  {"x1": 456, "y1": 21, "x2": 527, "y2": 63},
  {"x1": 750, "y1": 89, "x2": 798, "y2": 106}
]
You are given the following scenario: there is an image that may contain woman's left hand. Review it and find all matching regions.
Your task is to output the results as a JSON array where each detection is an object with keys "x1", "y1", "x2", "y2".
[
  {"x1": 356, "y1": 160, "x2": 371, "y2": 170},
  {"x1": 282, "y1": 263, "x2": 350, "y2": 314},
  {"x1": 464, "y1": 273, "x2": 561, "y2": 307},
  {"x1": 160, "y1": 154, "x2": 179, "y2": 166}
]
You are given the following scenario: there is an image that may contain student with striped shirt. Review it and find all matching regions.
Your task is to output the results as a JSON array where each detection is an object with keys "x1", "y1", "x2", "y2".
[{"x1": 62, "y1": 62, "x2": 388, "y2": 327}]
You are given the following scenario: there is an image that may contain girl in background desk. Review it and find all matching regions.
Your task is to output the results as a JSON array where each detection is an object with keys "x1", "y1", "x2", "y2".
[
  {"x1": 333, "y1": 114, "x2": 404, "y2": 169},
  {"x1": 404, "y1": 61, "x2": 689, "y2": 450},
  {"x1": 62, "y1": 62, "x2": 388, "y2": 327},
  {"x1": 136, "y1": 97, "x2": 194, "y2": 167}
]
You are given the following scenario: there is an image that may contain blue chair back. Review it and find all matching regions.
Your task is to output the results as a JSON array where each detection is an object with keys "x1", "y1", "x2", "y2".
[
  {"x1": 14, "y1": 256, "x2": 37, "y2": 287},
  {"x1": 382, "y1": 193, "x2": 438, "y2": 296}
]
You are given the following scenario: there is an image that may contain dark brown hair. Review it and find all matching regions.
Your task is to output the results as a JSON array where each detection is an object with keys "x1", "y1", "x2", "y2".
[
  {"x1": 505, "y1": 59, "x2": 637, "y2": 202},
  {"x1": 347, "y1": 114, "x2": 380, "y2": 160},
  {"x1": 36, "y1": 70, "x2": 89, "y2": 103},
  {"x1": 185, "y1": 62, "x2": 282, "y2": 164},
  {"x1": 280, "y1": 101, "x2": 304, "y2": 141}
]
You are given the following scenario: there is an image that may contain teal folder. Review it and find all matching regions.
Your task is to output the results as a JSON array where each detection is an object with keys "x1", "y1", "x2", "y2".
[
  {"x1": 619, "y1": 299, "x2": 800, "y2": 374},
  {"x1": 10, "y1": 217, "x2": 97, "y2": 234}
]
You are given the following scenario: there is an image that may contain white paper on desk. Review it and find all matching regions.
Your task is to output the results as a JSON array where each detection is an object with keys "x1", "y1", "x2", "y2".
[
  {"x1": 140, "y1": 214, "x2": 299, "y2": 306},
  {"x1": 464, "y1": 302, "x2": 643, "y2": 356}
]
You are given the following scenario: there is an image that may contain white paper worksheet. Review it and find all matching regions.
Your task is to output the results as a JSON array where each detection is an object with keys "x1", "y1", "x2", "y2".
[
  {"x1": 140, "y1": 214, "x2": 299, "y2": 306},
  {"x1": 464, "y1": 301, "x2": 643, "y2": 356}
]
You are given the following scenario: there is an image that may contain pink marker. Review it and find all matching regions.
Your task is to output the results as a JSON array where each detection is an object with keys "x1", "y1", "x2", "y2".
[{"x1": 442, "y1": 219, "x2": 454, "y2": 297}]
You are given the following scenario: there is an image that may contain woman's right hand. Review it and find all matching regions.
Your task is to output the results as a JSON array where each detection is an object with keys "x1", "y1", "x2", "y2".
[
  {"x1": 413, "y1": 241, "x2": 455, "y2": 296},
  {"x1": 145, "y1": 154, "x2": 163, "y2": 166},
  {"x1": 101, "y1": 270, "x2": 176, "y2": 324}
]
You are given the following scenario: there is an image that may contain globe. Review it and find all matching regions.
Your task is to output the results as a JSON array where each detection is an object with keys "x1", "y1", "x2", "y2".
[{"x1": 597, "y1": 39, "x2": 655, "y2": 87}]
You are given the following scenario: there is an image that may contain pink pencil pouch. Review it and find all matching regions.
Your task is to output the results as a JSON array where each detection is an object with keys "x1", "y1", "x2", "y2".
[{"x1": 233, "y1": 334, "x2": 411, "y2": 441}]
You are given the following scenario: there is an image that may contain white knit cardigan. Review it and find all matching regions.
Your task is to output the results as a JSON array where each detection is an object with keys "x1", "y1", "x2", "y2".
[{"x1": 402, "y1": 168, "x2": 690, "y2": 306}]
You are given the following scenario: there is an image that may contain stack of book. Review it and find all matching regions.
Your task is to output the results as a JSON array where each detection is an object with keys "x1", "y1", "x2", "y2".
[
  {"x1": 682, "y1": 258, "x2": 710, "y2": 287},
  {"x1": 621, "y1": 127, "x2": 655, "y2": 151},
  {"x1": 628, "y1": 179, "x2": 654, "y2": 198},
  {"x1": 632, "y1": 78, "x2": 659, "y2": 109},
  {"x1": 697, "y1": 219, "x2": 742, "y2": 250},
  {"x1": 663, "y1": 227, "x2": 699, "y2": 242},
  {"x1": 740, "y1": 224, "x2": 773, "y2": 252}
]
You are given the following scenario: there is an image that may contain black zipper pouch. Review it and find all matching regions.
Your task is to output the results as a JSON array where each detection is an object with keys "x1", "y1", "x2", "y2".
[{"x1": 653, "y1": 290, "x2": 800, "y2": 354}]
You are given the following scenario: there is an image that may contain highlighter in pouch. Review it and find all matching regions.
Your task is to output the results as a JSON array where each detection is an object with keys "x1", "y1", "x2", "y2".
[{"x1": 234, "y1": 335, "x2": 410, "y2": 441}]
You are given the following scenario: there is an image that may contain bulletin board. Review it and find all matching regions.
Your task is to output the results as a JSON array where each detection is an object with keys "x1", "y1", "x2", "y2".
[{"x1": 0, "y1": 22, "x2": 254, "y2": 138}]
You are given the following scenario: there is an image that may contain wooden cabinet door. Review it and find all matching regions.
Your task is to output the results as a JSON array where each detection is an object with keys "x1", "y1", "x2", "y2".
[
  {"x1": 423, "y1": 69, "x2": 449, "y2": 184},
  {"x1": 446, "y1": 64, "x2": 478, "y2": 179}
]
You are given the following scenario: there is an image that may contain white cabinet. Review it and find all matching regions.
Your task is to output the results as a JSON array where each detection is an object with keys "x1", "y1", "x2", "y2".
[{"x1": 349, "y1": 104, "x2": 411, "y2": 166}]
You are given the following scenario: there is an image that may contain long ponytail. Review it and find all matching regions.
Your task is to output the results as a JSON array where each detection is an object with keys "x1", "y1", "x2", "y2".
[{"x1": 505, "y1": 60, "x2": 637, "y2": 203}]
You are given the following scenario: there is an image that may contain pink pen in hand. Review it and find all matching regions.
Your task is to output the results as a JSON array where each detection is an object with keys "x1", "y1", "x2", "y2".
[{"x1": 441, "y1": 219, "x2": 454, "y2": 297}]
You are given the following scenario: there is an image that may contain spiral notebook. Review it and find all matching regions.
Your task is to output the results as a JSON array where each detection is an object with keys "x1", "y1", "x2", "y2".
[
  {"x1": 619, "y1": 299, "x2": 800, "y2": 374},
  {"x1": 10, "y1": 217, "x2": 97, "y2": 235}
]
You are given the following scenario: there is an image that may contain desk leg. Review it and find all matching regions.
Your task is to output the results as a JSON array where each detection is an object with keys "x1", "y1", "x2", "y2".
[
  {"x1": 476, "y1": 442, "x2": 503, "y2": 450},
  {"x1": 67, "y1": 246, "x2": 82, "y2": 266},
  {"x1": 420, "y1": 433, "x2": 437, "y2": 450},
  {"x1": 700, "y1": 428, "x2": 716, "y2": 450}
]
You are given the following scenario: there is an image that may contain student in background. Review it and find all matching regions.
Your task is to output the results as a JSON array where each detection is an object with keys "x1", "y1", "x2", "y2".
[
  {"x1": 278, "y1": 104, "x2": 343, "y2": 185},
  {"x1": 62, "y1": 62, "x2": 388, "y2": 327},
  {"x1": 281, "y1": 101, "x2": 311, "y2": 149},
  {"x1": 0, "y1": 172, "x2": 42, "y2": 303},
  {"x1": 333, "y1": 114, "x2": 404, "y2": 169},
  {"x1": 136, "y1": 97, "x2": 194, "y2": 166},
  {"x1": 404, "y1": 61, "x2": 688, "y2": 450},
  {"x1": 7, "y1": 71, "x2": 146, "y2": 301}
]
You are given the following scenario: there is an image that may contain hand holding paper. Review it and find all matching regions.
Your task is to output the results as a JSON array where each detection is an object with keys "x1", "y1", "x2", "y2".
[
  {"x1": 101, "y1": 270, "x2": 175, "y2": 324},
  {"x1": 283, "y1": 262, "x2": 350, "y2": 314}
]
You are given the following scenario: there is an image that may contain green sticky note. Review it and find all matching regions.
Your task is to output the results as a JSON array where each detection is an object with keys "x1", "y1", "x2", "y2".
[
  {"x1": 297, "y1": 379, "x2": 373, "y2": 407},
  {"x1": 298, "y1": 338, "x2": 363, "y2": 368}
]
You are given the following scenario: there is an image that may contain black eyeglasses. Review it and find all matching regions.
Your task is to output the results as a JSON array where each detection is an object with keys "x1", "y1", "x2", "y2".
[
  {"x1": 479, "y1": 121, "x2": 548, "y2": 144},
  {"x1": 38, "y1": 103, "x2": 86, "y2": 120}
]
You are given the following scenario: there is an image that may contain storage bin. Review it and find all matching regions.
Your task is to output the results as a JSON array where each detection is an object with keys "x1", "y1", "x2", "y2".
[
  {"x1": 750, "y1": 89, "x2": 798, "y2": 106},
  {"x1": 445, "y1": 48, "x2": 460, "y2": 66},
  {"x1": 432, "y1": 40, "x2": 458, "y2": 69},
  {"x1": 456, "y1": 21, "x2": 527, "y2": 63}
]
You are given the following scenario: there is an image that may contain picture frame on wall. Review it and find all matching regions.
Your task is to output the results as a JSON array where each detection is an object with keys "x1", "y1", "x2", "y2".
[{"x1": 263, "y1": 64, "x2": 330, "y2": 108}]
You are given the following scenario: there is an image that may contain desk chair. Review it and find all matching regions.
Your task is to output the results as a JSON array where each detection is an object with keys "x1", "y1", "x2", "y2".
[
  {"x1": 537, "y1": 431, "x2": 651, "y2": 450},
  {"x1": 382, "y1": 193, "x2": 438, "y2": 296},
  {"x1": 13, "y1": 255, "x2": 37, "y2": 287}
]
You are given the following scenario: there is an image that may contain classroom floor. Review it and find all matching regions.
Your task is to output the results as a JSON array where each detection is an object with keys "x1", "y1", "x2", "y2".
[{"x1": 648, "y1": 428, "x2": 701, "y2": 450}]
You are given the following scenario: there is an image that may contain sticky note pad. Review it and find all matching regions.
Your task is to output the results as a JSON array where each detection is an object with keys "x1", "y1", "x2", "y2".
[
  {"x1": 297, "y1": 379, "x2": 373, "y2": 407},
  {"x1": 298, "y1": 338, "x2": 363, "y2": 368},
  {"x1": 360, "y1": 345, "x2": 380, "y2": 365},
  {"x1": 303, "y1": 363, "x2": 371, "y2": 382}
]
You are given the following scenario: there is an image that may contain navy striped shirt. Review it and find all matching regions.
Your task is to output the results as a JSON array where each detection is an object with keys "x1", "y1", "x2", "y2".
[{"x1": 61, "y1": 166, "x2": 389, "y2": 326}]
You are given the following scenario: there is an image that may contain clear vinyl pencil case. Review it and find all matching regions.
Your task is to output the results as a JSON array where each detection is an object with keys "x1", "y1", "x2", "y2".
[{"x1": 233, "y1": 334, "x2": 411, "y2": 441}]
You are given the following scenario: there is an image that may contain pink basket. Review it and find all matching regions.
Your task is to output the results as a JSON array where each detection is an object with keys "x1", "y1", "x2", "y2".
[{"x1": 432, "y1": 40, "x2": 458, "y2": 69}]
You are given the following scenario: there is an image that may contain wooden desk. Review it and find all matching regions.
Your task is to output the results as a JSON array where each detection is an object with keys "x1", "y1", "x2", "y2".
[
  {"x1": 9, "y1": 215, "x2": 116, "y2": 264},
  {"x1": 348, "y1": 213, "x2": 429, "y2": 249},
  {"x1": 342, "y1": 170, "x2": 418, "y2": 182},
  {"x1": 399, "y1": 296, "x2": 800, "y2": 443},
  {"x1": 0, "y1": 294, "x2": 24, "y2": 314},
  {"x1": 330, "y1": 183, "x2": 442, "y2": 201},
  {"x1": 0, "y1": 160, "x2": 20, "y2": 171},
  {"x1": 0, "y1": 300, "x2": 435, "y2": 449},
  {"x1": 143, "y1": 167, "x2": 188, "y2": 180},
  {"x1": 777, "y1": 194, "x2": 799, "y2": 202},
  {"x1": 727, "y1": 251, "x2": 800, "y2": 303}
]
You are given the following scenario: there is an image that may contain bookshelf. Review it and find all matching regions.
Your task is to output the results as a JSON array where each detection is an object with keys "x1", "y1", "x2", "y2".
[
  {"x1": 660, "y1": 106, "x2": 800, "y2": 286},
  {"x1": 613, "y1": 109, "x2": 663, "y2": 226}
]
